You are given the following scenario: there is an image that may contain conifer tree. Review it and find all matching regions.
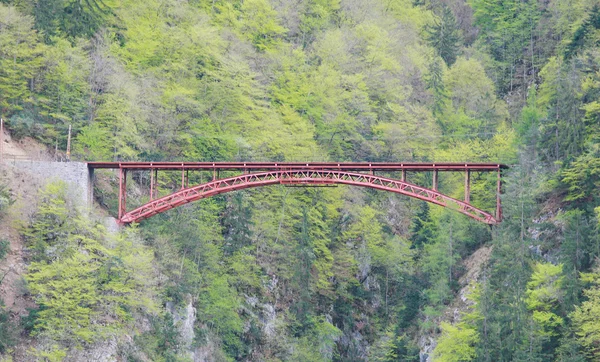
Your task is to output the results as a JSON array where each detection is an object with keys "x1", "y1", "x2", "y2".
[{"x1": 425, "y1": 5, "x2": 461, "y2": 66}]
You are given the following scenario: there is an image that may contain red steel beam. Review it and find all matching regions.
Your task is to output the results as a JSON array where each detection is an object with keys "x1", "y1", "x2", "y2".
[
  {"x1": 465, "y1": 170, "x2": 470, "y2": 203},
  {"x1": 118, "y1": 168, "x2": 127, "y2": 220},
  {"x1": 119, "y1": 170, "x2": 500, "y2": 225},
  {"x1": 496, "y1": 168, "x2": 502, "y2": 221},
  {"x1": 150, "y1": 168, "x2": 154, "y2": 201},
  {"x1": 88, "y1": 162, "x2": 507, "y2": 172}
]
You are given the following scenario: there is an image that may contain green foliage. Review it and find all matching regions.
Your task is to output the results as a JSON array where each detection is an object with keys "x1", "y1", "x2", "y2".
[
  {"x1": 370, "y1": 332, "x2": 419, "y2": 362},
  {"x1": 221, "y1": 192, "x2": 253, "y2": 255},
  {"x1": 5, "y1": 0, "x2": 600, "y2": 359},
  {"x1": 0, "y1": 183, "x2": 14, "y2": 216},
  {"x1": 469, "y1": 0, "x2": 541, "y2": 92},
  {"x1": 343, "y1": 206, "x2": 384, "y2": 271},
  {"x1": 426, "y1": 57, "x2": 449, "y2": 118},
  {"x1": 0, "y1": 4, "x2": 44, "y2": 115},
  {"x1": 0, "y1": 300, "x2": 15, "y2": 354},
  {"x1": 33, "y1": 0, "x2": 116, "y2": 41},
  {"x1": 239, "y1": 0, "x2": 286, "y2": 51},
  {"x1": 6, "y1": 112, "x2": 47, "y2": 141},
  {"x1": 420, "y1": 212, "x2": 487, "y2": 308},
  {"x1": 21, "y1": 306, "x2": 46, "y2": 335},
  {"x1": 561, "y1": 142, "x2": 600, "y2": 203},
  {"x1": 433, "y1": 322, "x2": 478, "y2": 361},
  {"x1": 441, "y1": 56, "x2": 507, "y2": 137},
  {"x1": 564, "y1": 4, "x2": 600, "y2": 60},
  {"x1": 21, "y1": 181, "x2": 75, "y2": 261},
  {"x1": 432, "y1": 284, "x2": 481, "y2": 361},
  {"x1": 27, "y1": 253, "x2": 104, "y2": 343},
  {"x1": 289, "y1": 317, "x2": 341, "y2": 361},
  {"x1": 74, "y1": 122, "x2": 113, "y2": 160},
  {"x1": 31, "y1": 344, "x2": 67, "y2": 362},
  {"x1": 132, "y1": 314, "x2": 185, "y2": 362},
  {"x1": 518, "y1": 89, "x2": 543, "y2": 148},
  {"x1": 0, "y1": 240, "x2": 8, "y2": 261},
  {"x1": 537, "y1": 56, "x2": 586, "y2": 163},
  {"x1": 475, "y1": 162, "x2": 541, "y2": 361},
  {"x1": 559, "y1": 209, "x2": 596, "y2": 276},
  {"x1": 22, "y1": 182, "x2": 158, "y2": 350},
  {"x1": 425, "y1": 5, "x2": 461, "y2": 66},
  {"x1": 198, "y1": 275, "x2": 243, "y2": 355},
  {"x1": 298, "y1": 0, "x2": 340, "y2": 46},
  {"x1": 571, "y1": 265, "x2": 600, "y2": 358},
  {"x1": 37, "y1": 38, "x2": 91, "y2": 126},
  {"x1": 526, "y1": 263, "x2": 564, "y2": 311},
  {"x1": 525, "y1": 263, "x2": 565, "y2": 337}
]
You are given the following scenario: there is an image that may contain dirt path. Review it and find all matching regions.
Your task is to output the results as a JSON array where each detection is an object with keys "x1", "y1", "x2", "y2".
[{"x1": 2, "y1": 128, "x2": 54, "y2": 161}]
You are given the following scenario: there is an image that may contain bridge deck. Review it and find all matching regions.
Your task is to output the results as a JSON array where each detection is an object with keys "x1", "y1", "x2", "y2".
[{"x1": 88, "y1": 162, "x2": 507, "y2": 172}]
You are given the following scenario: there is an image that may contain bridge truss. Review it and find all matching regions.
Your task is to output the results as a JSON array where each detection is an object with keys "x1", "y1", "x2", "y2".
[{"x1": 87, "y1": 162, "x2": 507, "y2": 225}]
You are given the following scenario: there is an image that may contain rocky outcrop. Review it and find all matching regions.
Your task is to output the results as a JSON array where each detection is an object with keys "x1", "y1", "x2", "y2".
[
  {"x1": 418, "y1": 245, "x2": 493, "y2": 361},
  {"x1": 166, "y1": 297, "x2": 197, "y2": 360}
]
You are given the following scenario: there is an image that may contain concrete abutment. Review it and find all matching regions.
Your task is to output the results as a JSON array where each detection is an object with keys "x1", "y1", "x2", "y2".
[{"x1": 4, "y1": 161, "x2": 94, "y2": 209}]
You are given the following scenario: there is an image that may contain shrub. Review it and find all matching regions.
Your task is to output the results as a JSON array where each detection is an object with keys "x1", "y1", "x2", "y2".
[
  {"x1": 0, "y1": 239, "x2": 8, "y2": 261},
  {"x1": 0, "y1": 301, "x2": 15, "y2": 353},
  {"x1": 0, "y1": 184, "x2": 14, "y2": 216}
]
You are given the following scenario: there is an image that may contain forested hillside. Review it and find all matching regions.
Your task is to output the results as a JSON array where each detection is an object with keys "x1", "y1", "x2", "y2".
[{"x1": 0, "y1": 0, "x2": 600, "y2": 360}]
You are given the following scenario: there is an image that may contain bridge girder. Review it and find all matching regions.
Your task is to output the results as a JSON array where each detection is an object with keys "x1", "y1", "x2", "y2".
[{"x1": 116, "y1": 169, "x2": 501, "y2": 225}]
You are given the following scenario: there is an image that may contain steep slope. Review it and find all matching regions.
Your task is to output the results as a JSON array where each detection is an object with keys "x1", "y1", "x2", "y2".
[{"x1": 0, "y1": 0, "x2": 600, "y2": 360}]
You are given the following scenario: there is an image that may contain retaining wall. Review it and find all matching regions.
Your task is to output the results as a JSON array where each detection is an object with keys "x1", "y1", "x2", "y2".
[{"x1": 6, "y1": 161, "x2": 93, "y2": 208}]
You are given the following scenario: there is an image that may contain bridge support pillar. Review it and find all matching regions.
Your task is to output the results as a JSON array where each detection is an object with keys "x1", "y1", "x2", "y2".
[
  {"x1": 464, "y1": 170, "x2": 470, "y2": 203},
  {"x1": 496, "y1": 168, "x2": 502, "y2": 221},
  {"x1": 432, "y1": 170, "x2": 438, "y2": 191},
  {"x1": 150, "y1": 168, "x2": 154, "y2": 201},
  {"x1": 150, "y1": 168, "x2": 158, "y2": 200},
  {"x1": 118, "y1": 168, "x2": 127, "y2": 221},
  {"x1": 88, "y1": 168, "x2": 95, "y2": 207}
]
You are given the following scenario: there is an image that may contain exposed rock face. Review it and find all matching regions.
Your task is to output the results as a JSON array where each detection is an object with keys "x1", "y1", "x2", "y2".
[
  {"x1": 260, "y1": 302, "x2": 278, "y2": 338},
  {"x1": 419, "y1": 335, "x2": 436, "y2": 362},
  {"x1": 66, "y1": 339, "x2": 119, "y2": 362},
  {"x1": 166, "y1": 298, "x2": 197, "y2": 360},
  {"x1": 418, "y1": 245, "x2": 494, "y2": 361},
  {"x1": 194, "y1": 331, "x2": 235, "y2": 362},
  {"x1": 103, "y1": 217, "x2": 121, "y2": 234}
]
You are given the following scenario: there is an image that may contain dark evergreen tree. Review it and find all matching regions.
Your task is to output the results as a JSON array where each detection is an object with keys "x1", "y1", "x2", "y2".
[
  {"x1": 33, "y1": 0, "x2": 114, "y2": 42},
  {"x1": 410, "y1": 202, "x2": 436, "y2": 249},
  {"x1": 564, "y1": 5, "x2": 600, "y2": 60},
  {"x1": 425, "y1": 5, "x2": 461, "y2": 66},
  {"x1": 0, "y1": 300, "x2": 15, "y2": 354},
  {"x1": 470, "y1": 0, "x2": 541, "y2": 93},
  {"x1": 475, "y1": 161, "x2": 541, "y2": 360},
  {"x1": 538, "y1": 62, "x2": 585, "y2": 164},
  {"x1": 290, "y1": 208, "x2": 316, "y2": 334},
  {"x1": 221, "y1": 192, "x2": 254, "y2": 256},
  {"x1": 425, "y1": 57, "x2": 448, "y2": 119}
]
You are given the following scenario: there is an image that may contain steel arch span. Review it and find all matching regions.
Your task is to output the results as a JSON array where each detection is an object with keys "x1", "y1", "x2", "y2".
[{"x1": 119, "y1": 169, "x2": 499, "y2": 225}]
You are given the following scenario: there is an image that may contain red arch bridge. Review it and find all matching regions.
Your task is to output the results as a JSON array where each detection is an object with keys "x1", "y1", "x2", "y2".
[{"x1": 87, "y1": 162, "x2": 508, "y2": 225}]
